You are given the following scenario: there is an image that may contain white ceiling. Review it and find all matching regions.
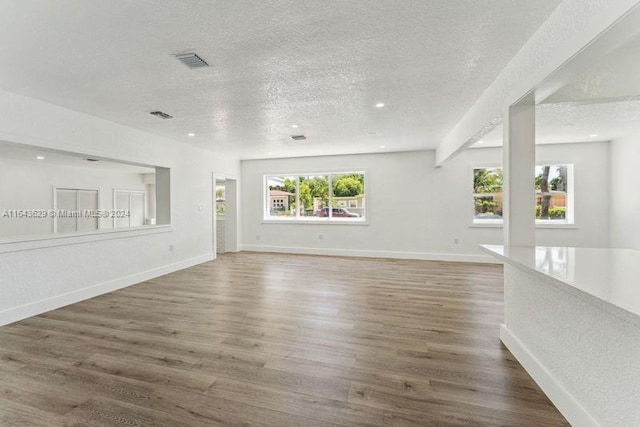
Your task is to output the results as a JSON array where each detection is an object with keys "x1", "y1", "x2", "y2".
[
  {"x1": 0, "y1": 0, "x2": 561, "y2": 159},
  {"x1": 544, "y1": 38, "x2": 640, "y2": 104},
  {"x1": 0, "y1": 141, "x2": 155, "y2": 174},
  {"x1": 472, "y1": 33, "x2": 640, "y2": 149},
  {"x1": 473, "y1": 99, "x2": 640, "y2": 148}
]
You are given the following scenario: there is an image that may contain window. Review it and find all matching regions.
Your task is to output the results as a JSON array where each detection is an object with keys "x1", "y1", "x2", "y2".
[
  {"x1": 265, "y1": 172, "x2": 366, "y2": 222},
  {"x1": 266, "y1": 175, "x2": 298, "y2": 218},
  {"x1": 473, "y1": 167, "x2": 503, "y2": 222},
  {"x1": 473, "y1": 164, "x2": 573, "y2": 224},
  {"x1": 215, "y1": 184, "x2": 226, "y2": 216}
]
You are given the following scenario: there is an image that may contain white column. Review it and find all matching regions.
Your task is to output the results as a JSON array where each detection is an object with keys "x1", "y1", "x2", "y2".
[{"x1": 503, "y1": 96, "x2": 536, "y2": 247}]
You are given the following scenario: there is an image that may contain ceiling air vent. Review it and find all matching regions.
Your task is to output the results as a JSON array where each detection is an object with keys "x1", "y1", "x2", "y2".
[
  {"x1": 86, "y1": 158, "x2": 99, "y2": 162},
  {"x1": 150, "y1": 111, "x2": 174, "y2": 120},
  {"x1": 174, "y1": 52, "x2": 209, "y2": 69},
  {"x1": 291, "y1": 135, "x2": 307, "y2": 141}
]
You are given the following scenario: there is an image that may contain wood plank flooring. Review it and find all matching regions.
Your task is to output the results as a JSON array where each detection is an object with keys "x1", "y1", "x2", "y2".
[{"x1": 0, "y1": 252, "x2": 569, "y2": 426}]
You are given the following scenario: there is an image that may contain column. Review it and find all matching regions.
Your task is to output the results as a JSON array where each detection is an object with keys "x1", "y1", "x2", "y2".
[{"x1": 503, "y1": 95, "x2": 536, "y2": 247}]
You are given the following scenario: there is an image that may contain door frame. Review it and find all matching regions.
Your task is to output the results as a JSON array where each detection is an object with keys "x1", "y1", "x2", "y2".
[{"x1": 212, "y1": 173, "x2": 239, "y2": 257}]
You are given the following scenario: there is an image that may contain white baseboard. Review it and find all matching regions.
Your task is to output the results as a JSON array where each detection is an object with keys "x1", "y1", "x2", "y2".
[
  {"x1": 500, "y1": 325, "x2": 598, "y2": 427},
  {"x1": 241, "y1": 244, "x2": 499, "y2": 264},
  {"x1": 0, "y1": 253, "x2": 214, "y2": 327}
]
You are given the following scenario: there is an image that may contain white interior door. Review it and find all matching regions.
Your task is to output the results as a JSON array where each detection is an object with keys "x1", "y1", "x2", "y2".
[
  {"x1": 55, "y1": 188, "x2": 99, "y2": 233},
  {"x1": 115, "y1": 192, "x2": 130, "y2": 228},
  {"x1": 114, "y1": 190, "x2": 146, "y2": 228},
  {"x1": 130, "y1": 193, "x2": 145, "y2": 227},
  {"x1": 77, "y1": 190, "x2": 98, "y2": 231},
  {"x1": 55, "y1": 189, "x2": 77, "y2": 234}
]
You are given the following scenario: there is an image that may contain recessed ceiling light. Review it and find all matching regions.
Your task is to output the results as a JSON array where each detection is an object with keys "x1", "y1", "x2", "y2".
[
  {"x1": 477, "y1": 140, "x2": 485, "y2": 144},
  {"x1": 36, "y1": 156, "x2": 45, "y2": 160},
  {"x1": 268, "y1": 152, "x2": 273, "y2": 155},
  {"x1": 379, "y1": 145, "x2": 386, "y2": 149},
  {"x1": 188, "y1": 133, "x2": 195, "y2": 137},
  {"x1": 375, "y1": 102, "x2": 385, "y2": 108},
  {"x1": 291, "y1": 124, "x2": 299, "y2": 128},
  {"x1": 590, "y1": 134, "x2": 598, "y2": 137}
]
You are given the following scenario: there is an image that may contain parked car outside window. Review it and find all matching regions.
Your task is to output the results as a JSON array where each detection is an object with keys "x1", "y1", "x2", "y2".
[{"x1": 319, "y1": 207, "x2": 359, "y2": 218}]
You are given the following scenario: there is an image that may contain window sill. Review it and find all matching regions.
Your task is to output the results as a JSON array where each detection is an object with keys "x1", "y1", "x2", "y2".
[
  {"x1": 536, "y1": 223, "x2": 578, "y2": 229},
  {"x1": 0, "y1": 225, "x2": 173, "y2": 254},
  {"x1": 262, "y1": 219, "x2": 369, "y2": 226},
  {"x1": 469, "y1": 222, "x2": 503, "y2": 228},
  {"x1": 469, "y1": 222, "x2": 578, "y2": 229}
]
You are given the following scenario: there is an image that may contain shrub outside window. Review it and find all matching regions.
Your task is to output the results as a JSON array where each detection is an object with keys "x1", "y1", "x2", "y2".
[
  {"x1": 265, "y1": 172, "x2": 366, "y2": 222},
  {"x1": 473, "y1": 164, "x2": 573, "y2": 224}
]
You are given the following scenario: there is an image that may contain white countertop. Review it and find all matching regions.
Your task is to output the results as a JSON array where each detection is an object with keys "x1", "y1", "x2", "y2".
[{"x1": 481, "y1": 245, "x2": 640, "y2": 325}]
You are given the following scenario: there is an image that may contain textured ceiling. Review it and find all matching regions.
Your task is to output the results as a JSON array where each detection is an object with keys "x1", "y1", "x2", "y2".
[
  {"x1": 473, "y1": 99, "x2": 640, "y2": 148},
  {"x1": 0, "y1": 0, "x2": 561, "y2": 159},
  {"x1": 0, "y1": 140, "x2": 155, "y2": 174},
  {"x1": 473, "y1": 32, "x2": 640, "y2": 149},
  {"x1": 545, "y1": 39, "x2": 640, "y2": 104}
]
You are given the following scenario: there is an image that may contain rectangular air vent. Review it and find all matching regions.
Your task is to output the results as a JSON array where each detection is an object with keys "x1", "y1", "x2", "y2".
[
  {"x1": 291, "y1": 135, "x2": 307, "y2": 141},
  {"x1": 174, "y1": 52, "x2": 209, "y2": 69},
  {"x1": 150, "y1": 111, "x2": 174, "y2": 120}
]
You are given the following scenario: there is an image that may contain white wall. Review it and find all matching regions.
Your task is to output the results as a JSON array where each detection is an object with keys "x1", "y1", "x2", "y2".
[
  {"x1": 0, "y1": 158, "x2": 148, "y2": 236},
  {"x1": 610, "y1": 135, "x2": 640, "y2": 249},
  {"x1": 0, "y1": 89, "x2": 240, "y2": 325},
  {"x1": 241, "y1": 142, "x2": 609, "y2": 262}
]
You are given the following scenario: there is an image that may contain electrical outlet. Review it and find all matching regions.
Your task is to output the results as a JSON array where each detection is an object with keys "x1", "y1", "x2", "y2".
[
  {"x1": 318, "y1": 234, "x2": 324, "y2": 240},
  {"x1": 453, "y1": 238, "x2": 459, "y2": 245},
  {"x1": 256, "y1": 234, "x2": 261, "y2": 240},
  {"x1": 197, "y1": 204, "x2": 204, "y2": 212},
  {"x1": 169, "y1": 244, "x2": 175, "y2": 252}
]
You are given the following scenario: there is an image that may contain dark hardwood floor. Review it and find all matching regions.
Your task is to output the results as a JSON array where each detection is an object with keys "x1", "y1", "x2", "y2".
[{"x1": 0, "y1": 252, "x2": 568, "y2": 426}]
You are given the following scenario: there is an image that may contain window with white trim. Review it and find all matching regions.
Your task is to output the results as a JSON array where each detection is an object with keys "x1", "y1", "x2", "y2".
[
  {"x1": 473, "y1": 164, "x2": 574, "y2": 224},
  {"x1": 264, "y1": 172, "x2": 366, "y2": 221}
]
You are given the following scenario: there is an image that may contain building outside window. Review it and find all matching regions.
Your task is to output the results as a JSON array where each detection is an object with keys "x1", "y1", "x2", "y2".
[{"x1": 265, "y1": 172, "x2": 366, "y2": 221}]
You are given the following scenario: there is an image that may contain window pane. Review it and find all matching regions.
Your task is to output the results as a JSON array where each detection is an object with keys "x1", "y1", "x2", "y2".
[
  {"x1": 474, "y1": 195, "x2": 503, "y2": 220},
  {"x1": 263, "y1": 172, "x2": 367, "y2": 222},
  {"x1": 299, "y1": 175, "x2": 329, "y2": 218},
  {"x1": 215, "y1": 184, "x2": 226, "y2": 215},
  {"x1": 535, "y1": 165, "x2": 568, "y2": 221},
  {"x1": 473, "y1": 168, "x2": 503, "y2": 221},
  {"x1": 472, "y1": 165, "x2": 571, "y2": 223},
  {"x1": 267, "y1": 176, "x2": 297, "y2": 218},
  {"x1": 330, "y1": 173, "x2": 365, "y2": 219}
]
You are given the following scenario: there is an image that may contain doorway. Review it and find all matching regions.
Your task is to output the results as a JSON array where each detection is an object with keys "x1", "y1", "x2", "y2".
[{"x1": 213, "y1": 175, "x2": 238, "y2": 256}]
